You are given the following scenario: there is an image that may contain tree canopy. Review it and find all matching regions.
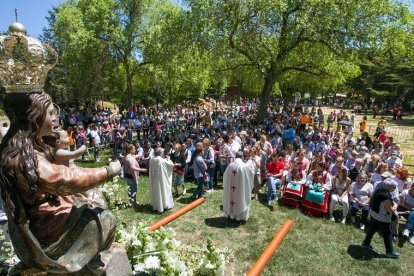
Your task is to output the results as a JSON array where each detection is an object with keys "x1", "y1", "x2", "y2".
[{"x1": 34, "y1": 0, "x2": 414, "y2": 113}]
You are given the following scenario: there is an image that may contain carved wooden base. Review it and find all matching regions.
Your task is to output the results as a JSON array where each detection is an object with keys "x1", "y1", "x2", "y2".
[{"x1": 9, "y1": 243, "x2": 132, "y2": 276}]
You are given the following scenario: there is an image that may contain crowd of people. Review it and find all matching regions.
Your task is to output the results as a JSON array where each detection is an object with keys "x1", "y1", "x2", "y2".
[{"x1": 3, "y1": 98, "x2": 411, "y2": 258}]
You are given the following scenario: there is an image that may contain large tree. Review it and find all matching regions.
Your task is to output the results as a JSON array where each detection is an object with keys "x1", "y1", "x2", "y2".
[
  {"x1": 186, "y1": 0, "x2": 406, "y2": 120},
  {"x1": 47, "y1": 0, "x2": 212, "y2": 106},
  {"x1": 51, "y1": 0, "x2": 158, "y2": 107},
  {"x1": 141, "y1": 0, "x2": 214, "y2": 103},
  {"x1": 44, "y1": 1, "x2": 120, "y2": 103},
  {"x1": 351, "y1": 9, "x2": 414, "y2": 107}
]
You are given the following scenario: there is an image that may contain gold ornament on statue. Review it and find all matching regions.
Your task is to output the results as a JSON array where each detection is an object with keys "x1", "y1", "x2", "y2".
[{"x1": 0, "y1": 14, "x2": 58, "y2": 93}]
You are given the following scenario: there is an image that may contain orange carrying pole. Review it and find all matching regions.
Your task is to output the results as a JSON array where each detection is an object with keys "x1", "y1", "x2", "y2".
[
  {"x1": 148, "y1": 197, "x2": 205, "y2": 231},
  {"x1": 247, "y1": 219, "x2": 293, "y2": 276}
]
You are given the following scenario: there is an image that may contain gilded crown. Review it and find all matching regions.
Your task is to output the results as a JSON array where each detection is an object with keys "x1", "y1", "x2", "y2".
[{"x1": 0, "y1": 22, "x2": 58, "y2": 93}]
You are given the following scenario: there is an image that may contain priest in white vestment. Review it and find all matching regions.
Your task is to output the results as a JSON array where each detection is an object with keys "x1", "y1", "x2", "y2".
[
  {"x1": 149, "y1": 148, "x2": 174, "y2": 212},
  {"x1": 222, "y1": 151, "x2": 254, "y2": 221}
]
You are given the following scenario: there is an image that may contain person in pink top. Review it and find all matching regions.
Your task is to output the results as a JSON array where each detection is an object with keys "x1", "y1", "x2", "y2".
[
  {"x1": 102, "y1": 120, "x2": 112, "y2": 147},
  {"x1": 124, "y1": 144, "x2": 147, "y2": 209}
]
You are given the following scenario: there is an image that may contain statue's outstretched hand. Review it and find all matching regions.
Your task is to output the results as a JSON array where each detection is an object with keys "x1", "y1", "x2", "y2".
[
  {"x1": 109, "y1": 160, "x2": 121, "y2": 175},
  {"x1": 78, "y1": 145, "x2": 87, "y2": 153}
]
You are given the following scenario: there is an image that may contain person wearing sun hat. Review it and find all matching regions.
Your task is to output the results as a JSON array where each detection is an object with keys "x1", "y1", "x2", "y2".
[
  {"x1": 386, "y1": 150, "x2": 403, "y2": 171},
  {"x1": 101, "y1": 120, "x2": 112, "y2": 148},
  {"x1": 239, "y1": 130, "x2": 247, "y2": 137},
  {"x1": 373, "y1": 174, "x2": 401, "y2": 242},
  {"x1": 374, "y1": 171, "x2": 399, "y2": 203},
  {"x1": 239, "y1": 130, "x2": 248, "y2": 150}
]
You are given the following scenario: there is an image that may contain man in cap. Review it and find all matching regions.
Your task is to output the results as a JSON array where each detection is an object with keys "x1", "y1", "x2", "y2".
[
  {"x1": 358, "y1": 146, "x2": 371, "y2": 163},
  {"x1": 386, "y1": 151, "x2": 403, "y2": 171},
  {"x1": 239, "y1": 130, "x2": 248, "y2": 150},
  {"x1": 362, "y1": 178, "x2": 400, "y2": 258},
  {"x1": 375, "y1": 172, "x2": 399, "y2": 203},
  {"x1": 102, "y1": 120, "x2": 112, "y2": 148},
  {"x1": 375, "y1": 171, "x2": 404, "y2": 241}
]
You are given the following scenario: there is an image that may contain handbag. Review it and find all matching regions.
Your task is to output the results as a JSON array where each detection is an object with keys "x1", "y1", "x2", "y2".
[
  {"x1": 281, "y1": 182, "x2": 304, "y2": 208},
  {"x1": 305, "y1": 184, "x2": 326, "y2": 205},
  {"x1": 174, "y1": 168, "x2": 184, "y2": 175},
  {"x1": 195, "y1": 159, "x2": 209, "y2": 180},
  {"x1": 207, "y1": 149, "x2": 216, "y2": 169}
]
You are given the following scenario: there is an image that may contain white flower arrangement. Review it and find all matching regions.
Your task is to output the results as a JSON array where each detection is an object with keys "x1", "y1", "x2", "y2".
[
  {"x1": 115, "y1": 222, "x2": 232, "y2": 275},
  {"x1": 101, "y1": 176, "x2": 130, "y2": 209},
  {"x1": 0, "y1": 227, "x2": 19, "y2": 272}
]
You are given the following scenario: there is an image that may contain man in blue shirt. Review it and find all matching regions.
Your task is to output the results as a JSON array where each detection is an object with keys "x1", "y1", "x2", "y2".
[{"x1": 283, "y1": 126, "x2": 296, "y2": 147}]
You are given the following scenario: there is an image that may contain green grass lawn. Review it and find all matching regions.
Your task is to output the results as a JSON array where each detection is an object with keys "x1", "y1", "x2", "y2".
[
  {"x1": 98, "y1": 175, "x2": 414, "y2": 275},
  {"x1": 78, "y1": 153, "x2": 413, "y2": 275},
  {"x1": 75, "y1": 110, "x2": 414, "y2": 275}
]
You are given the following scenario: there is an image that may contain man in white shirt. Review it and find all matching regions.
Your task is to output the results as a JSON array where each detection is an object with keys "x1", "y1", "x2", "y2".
[
  {"x1": 232, "y1": 130, "x2": 242, "y2": 145},
  {"x1": 89, "y1": 124, "x2": 101, "y2": 161},
  {"x1": 228, "y1": 135, "x2": 241, "y2": 162}
]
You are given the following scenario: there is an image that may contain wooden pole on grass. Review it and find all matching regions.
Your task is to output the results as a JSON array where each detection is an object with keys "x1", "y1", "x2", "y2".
[
  {"x1": 148, "y1": 197, "x2": 205, "y2": 231},
  {"x1": 247, "y1": 219, "x2": 293, "y2": 276}
]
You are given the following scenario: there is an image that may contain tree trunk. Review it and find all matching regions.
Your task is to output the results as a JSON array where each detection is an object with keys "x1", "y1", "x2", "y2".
[
  {"x1": 257, "y1": 74, "x2": 276, "y2": 122},
  {"x1": 124, "y1": 57, "x2": 134, "y2": 108}
]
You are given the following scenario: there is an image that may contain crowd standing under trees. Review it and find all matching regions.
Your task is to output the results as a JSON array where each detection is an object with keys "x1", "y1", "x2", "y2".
[{"x1": 27, "y1": 95, "x2": 412, "y2": 258}]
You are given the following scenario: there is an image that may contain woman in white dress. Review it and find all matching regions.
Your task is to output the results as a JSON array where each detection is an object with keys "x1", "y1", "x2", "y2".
[{"x1": 329, "y1": 168, "x2": 351, "y2": 223}]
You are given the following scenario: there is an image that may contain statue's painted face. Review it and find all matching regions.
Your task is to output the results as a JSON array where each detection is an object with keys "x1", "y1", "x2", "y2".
[{"x1": 39, "y1": 103, "x2": 57, "y2": 137}]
